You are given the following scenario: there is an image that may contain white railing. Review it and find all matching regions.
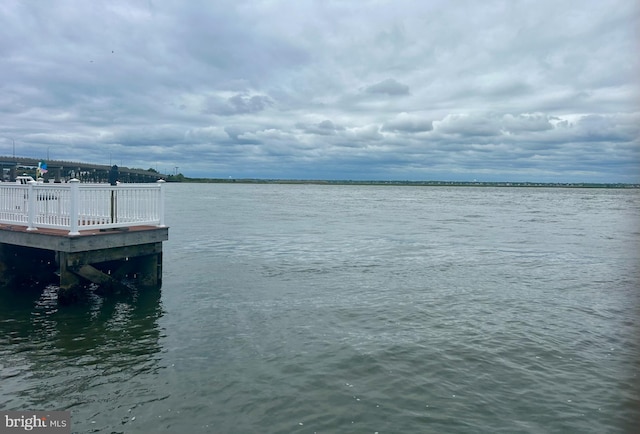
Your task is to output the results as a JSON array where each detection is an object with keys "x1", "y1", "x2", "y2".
[{"x1": 0, "y1": 179, "x2": 166, "y2": 235}]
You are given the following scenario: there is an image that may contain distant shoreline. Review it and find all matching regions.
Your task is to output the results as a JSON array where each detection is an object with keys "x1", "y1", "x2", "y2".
[{"x1": 170, "y1": 178, "x2": 640, "y2": 188}]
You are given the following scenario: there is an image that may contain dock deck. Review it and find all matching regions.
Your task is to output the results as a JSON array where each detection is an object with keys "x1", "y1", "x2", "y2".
[{"x1": 0, "y1": 180, "x2": 169, "y2": 302}]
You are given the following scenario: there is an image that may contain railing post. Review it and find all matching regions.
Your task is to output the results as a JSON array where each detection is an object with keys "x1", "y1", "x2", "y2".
[
  {"x1": 69, "y1": 178, "x2": 80, "y2": 236},
  {"x1": 156, "y1": 179, "x2": 166, "y2": 227},
  {"x1": 26, "y1": 181, "x2": 37, "y2": 231}
]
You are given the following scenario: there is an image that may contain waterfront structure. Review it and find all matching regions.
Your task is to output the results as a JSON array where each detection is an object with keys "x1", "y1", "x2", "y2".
[{"x1": 0, "y1": 179, "x2": 168, "y2": 302}]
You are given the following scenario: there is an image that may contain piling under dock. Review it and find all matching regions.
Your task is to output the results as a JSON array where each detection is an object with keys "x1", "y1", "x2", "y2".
[{"x1": 0, "y1": 223, "x2": 168, "y2": 302}]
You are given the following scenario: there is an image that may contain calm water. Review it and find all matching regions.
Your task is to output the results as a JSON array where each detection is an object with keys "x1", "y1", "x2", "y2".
[{"x1": 1, "y1": 184, "x2": 639, "y2": 433}]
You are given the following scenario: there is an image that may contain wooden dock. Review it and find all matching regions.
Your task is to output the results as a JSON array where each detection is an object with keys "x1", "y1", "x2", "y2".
[{"x1": 0, "y1": 179, "x2": 168, "y2": 302}]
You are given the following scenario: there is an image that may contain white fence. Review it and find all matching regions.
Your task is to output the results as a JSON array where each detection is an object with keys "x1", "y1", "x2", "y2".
[{"x1": 0, "y1": 179, "x2": 165, "y2": 235}]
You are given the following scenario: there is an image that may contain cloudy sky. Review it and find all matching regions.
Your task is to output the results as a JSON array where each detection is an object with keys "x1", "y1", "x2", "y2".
[{"x1": 1, "y1": 0, "x2": 639, "y2": 182}]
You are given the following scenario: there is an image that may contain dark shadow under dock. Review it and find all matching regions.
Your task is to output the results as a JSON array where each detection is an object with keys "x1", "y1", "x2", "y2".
[{"x1": 0, "y1": 224, "x2": 168, "y2": 303}]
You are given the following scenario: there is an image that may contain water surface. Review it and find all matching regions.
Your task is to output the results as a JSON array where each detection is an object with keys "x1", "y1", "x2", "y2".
[{"x1": 1, "y1": 184, "x2": 639, "y2": 433}]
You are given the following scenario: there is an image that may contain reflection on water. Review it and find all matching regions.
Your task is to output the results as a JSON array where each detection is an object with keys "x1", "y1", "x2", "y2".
[{"x1": 0, "y1": 284, "x2": 164, "y2": 418}]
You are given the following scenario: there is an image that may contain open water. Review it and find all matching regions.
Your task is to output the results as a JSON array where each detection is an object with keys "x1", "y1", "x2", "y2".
[{"x1": 1, "y1": 184, "x2": 639, "y2": 433}]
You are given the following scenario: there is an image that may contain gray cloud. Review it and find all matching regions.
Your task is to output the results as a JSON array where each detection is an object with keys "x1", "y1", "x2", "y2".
[
  {"x1": 365, "y1": 79, "x2": 410, "y2": 96},
  {"x1": 501, "y1": 113, "x2": 554, "y2": 134},
  {"x1": 296, "y1": 120, "x2": 345, "y2": 136},
  {"x1": 436, "y1": 114, "x2": 502, "y2": 137},
  {"x1": 208, "y1": 94, "x2": 274, "y2": 116},
  {"x1": 0, "y1": 0, "x2": 638, "y2": 182},
  {"x1": 382, "y1": 112, "x2": 433, "y2": 133}
]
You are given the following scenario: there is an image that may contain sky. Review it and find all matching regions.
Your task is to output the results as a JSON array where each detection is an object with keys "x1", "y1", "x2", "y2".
[{"x1": 1, "y1": 0, "x2": 639, "y2": 182}]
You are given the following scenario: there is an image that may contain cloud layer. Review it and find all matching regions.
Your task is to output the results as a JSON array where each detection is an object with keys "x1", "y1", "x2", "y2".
[{"x1": 1, "y1": 0, "x2": 638, "y2": 182}]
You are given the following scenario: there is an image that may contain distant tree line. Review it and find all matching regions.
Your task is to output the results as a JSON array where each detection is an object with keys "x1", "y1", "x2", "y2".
[{"x1": 160, "y1": 176, "x2": 640, "y2": 188}]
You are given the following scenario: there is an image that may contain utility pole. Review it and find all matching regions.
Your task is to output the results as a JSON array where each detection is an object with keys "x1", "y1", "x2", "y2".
[{"x1": 174, "y1": 166, "x2": 179, "y2": 176}]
